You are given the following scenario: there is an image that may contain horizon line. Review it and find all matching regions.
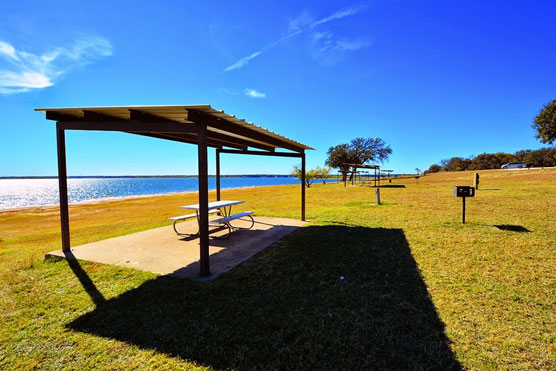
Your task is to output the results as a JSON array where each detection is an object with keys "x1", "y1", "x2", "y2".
[{"x1": 0, "y1": 174, "x2": 298, "y2": 179}]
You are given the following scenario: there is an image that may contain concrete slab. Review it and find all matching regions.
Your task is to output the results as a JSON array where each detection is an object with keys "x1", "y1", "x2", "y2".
[{"x1": 46, "y1": 216, "x2": 306, "y2": 282}]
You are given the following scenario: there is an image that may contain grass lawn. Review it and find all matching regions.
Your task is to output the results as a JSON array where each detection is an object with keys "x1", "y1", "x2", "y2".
[{"x1": 0, "y1": 169, "x2": 555, "y2": 369}]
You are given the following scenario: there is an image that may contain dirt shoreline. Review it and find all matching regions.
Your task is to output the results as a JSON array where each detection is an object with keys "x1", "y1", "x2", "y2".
[{"x1": 0, "y1": 183, "x2": 295, "y2": 215}]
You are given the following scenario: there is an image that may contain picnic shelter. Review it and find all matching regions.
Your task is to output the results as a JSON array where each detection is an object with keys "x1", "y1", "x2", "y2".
[{"x1": 35, "y1": 105, "x2": 314, "y2": 277}]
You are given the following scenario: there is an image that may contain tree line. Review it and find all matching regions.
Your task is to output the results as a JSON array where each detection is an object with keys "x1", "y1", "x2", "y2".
[
  {"x1": 426, "y1": 147, "x2": 556, "y2": 173},
  {"x1": 427, "y1": 99, "x2": 556, "y2": 173}
]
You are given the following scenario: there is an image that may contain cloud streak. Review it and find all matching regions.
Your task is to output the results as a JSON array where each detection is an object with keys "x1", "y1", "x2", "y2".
[
  {"x1": 223, "y1": 6, "x2": 367, "y2": 72},
  {"x1": 308, "y1": 31, "x2": 372, "y2": 66},
  {"x1": 224, "y1": 51, "x2": 262, "y2": 72},
  {"x1": 0, "y1": 36, "x2": 112, "y2": 94},
  {"x1": 310, "y1": 7, "x2": 363, "y2": 28},
  {"x1": 244, "y1": 88, "x2": 266, "y2": 98}
]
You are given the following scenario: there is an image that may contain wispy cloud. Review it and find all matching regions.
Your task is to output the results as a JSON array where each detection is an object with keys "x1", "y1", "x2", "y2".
[
  {"x1": 216, "y1": 87, "x2": 239, "y2": 95},
  {"x1": 309, "y1": 31, "x2": 372, "y2": 66},
  {"x1": 244, "y1": 88, "x2": 266, "y2": 98},
  {"x1": 224, "y1": 51, "x2": 262, "y2": 72},
  {"x1": 0, "y1": 36, "x2": 112, "y2": 94},
  {"x1": 223, "y1": 5, "x2": 368, "y2": 72},
  {"x1": 288, "y1": 11, "x2": 313, "y2": 32},
  {"x1": 335, "y1": 39, "x2": 371, "y2": 51},
  {"x1": 310, "y1": 7, "x2": 364, "y2": 28}
]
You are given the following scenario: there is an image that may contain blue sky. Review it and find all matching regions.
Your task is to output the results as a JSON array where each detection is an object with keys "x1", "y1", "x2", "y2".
[{"x1": 0, "y1": 0, "x2": 555, "y2": 176}]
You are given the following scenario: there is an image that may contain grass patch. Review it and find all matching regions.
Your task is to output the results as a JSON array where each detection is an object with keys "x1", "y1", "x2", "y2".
[{"x1": 1, "y1": 169, "x2": 555, "y2": 369}]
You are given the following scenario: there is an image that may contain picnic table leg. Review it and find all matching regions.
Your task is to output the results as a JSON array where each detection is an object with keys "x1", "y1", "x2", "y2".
[
  {"x1": 173, "y1": 218, "x2": 200, "y2": 237},
  {"x1": 172, "y1": 211, "x2": 208, "y2": 237},
  {"x1": 224, "y1": 206, "x2": 232, "y2": 233},
  {"x1": 221, "y1": 205, "x2": 231, "y2": 217}
]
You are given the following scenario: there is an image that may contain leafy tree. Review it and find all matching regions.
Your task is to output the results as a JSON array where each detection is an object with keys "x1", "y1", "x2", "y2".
[
  {"x1": 325, "y1": 144, "x2": 355, "y2": 181},
  {"x1": 326, "y1": 137, "x2": 392, "y2": 181},
  {"x1": 291, "y1": 165, "x2": 319, "y2": 188},
  {"x1": 522, "y1": 147, "x2": 556, "y2": 168},
  {"x1": 514, "y1": 149, "x2": 531, "y2": 162},
  {"x1": 350, "y1": 137, "x2": 392, "y2": 164},
  {"x1": 468, "y1": 153, "x2": 502, "y2": 170},
  {"x1": 533, "y1": 100, "x2": 556, "y2": 145},
  {"x1": 440, "y1": 157, "x2": 471, "y2": 171},
  {"x1": 426, "y1": 164, "x2": 441, "y2": 173},
  {"x1": 495, "y1": 152, "x2": 516, "y2": 166},
  {"x1": 523, "y1": 151, "x2": 541, "y2": 168},
  {"x1": 540, "y1": 148, "x2": 556, "y2": 168}
]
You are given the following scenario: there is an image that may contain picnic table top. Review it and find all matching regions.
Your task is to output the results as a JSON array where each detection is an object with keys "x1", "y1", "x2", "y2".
[{"x1": 179, "y1": 200, "x2": 244, "y2": 210}]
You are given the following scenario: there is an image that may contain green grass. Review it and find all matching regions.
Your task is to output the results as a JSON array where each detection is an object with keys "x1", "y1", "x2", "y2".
[{"x1": 1, "y1": 169, "x2": 555, "y2": 369}]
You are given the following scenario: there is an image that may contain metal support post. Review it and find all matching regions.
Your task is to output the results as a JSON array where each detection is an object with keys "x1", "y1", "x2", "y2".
[
  {"x1": 216, "y1": 148, "x2": 221, "y2": 201},
  {"x1": 56, "y1": 123, "x2": 70, "y2": 252},
  {"x1": 197, "y1": 124, "x2": 210, "y2": 276},
  {"x1": 301, "y1": 152, "x2": 306, "y2": 221},
  {"x1": 462, "y1": 197, "x2": 466, "y2": 224}
]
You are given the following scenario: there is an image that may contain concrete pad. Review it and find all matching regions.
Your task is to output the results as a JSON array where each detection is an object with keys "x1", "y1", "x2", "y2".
[{"x1": 46, "y1": 216, "x2": 306, "y2": 282}]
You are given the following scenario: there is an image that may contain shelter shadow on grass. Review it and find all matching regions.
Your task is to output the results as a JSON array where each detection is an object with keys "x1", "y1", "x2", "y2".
[
  {"x1": 60, "y1": 251, "x2": 106, "y2": 306},
  {"x1": 173, "y1": 224, "x2": 301, "y2": 280},
  {"x1": 68, "y1": 225, "x2": 460, "y2": 370}
]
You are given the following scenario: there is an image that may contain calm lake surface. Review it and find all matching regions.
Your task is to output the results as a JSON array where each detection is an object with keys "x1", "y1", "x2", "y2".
[{"x1": 0, "y1": 176, "x2": 313, "y2": 210}]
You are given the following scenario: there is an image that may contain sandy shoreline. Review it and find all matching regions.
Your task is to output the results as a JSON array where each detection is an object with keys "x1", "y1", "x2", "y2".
[{"x1": 0, "y1": 183, "x2": 297, "y2": 215}]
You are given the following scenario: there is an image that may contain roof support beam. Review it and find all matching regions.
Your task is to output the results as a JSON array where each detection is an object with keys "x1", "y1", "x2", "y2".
[
  {"x1": 45, "y1": 109, "x2": 307, "y2": 152},
  {"x1": 82, "y1": 110, "x2": 124, "y2": 122},
  {"x1": 58, "y1": 121, "x2": 198, "y2": 134},
  {"x1": 130, "y1": 109, "x2": 255, "y2": 150},
  {"x1": 47, "y1": 116, "x2": 241, "y2": 149},
  {"x1": 46, "y1": 111, "x2": 231, "y2": 147},
  {"x1": 207, "y1": 130, "x2": 275, "y2": 152},
  {"x1": 128, "y1": 132, "x2": 229, "y2": 148},
  {"x1": 46, "y1": 111, "x2": 83, "y2": 122},
  {"x1": 48, "y1": 110, "x2": 198, "y2": 134},
  {"x1": 187, "y1": 109, "x2": 303, "y2": 153},
  {"x1": 129, "y1": 109, "x2": 171, "y2": 123},
  {"x1": 218, "y1": 149, "x2": 303, "y2": 158}
]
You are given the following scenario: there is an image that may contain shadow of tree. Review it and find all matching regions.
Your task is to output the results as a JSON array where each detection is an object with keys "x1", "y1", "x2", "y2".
[
  {"x1": 495, "y1": 224, "x2": 531, "y2": 232},
  {"x1": 68, "y1": 225, "x2": 460, "y2": 370},
  {"x1": 377, "y1": 184, "x2": 406, "y2": 188}
]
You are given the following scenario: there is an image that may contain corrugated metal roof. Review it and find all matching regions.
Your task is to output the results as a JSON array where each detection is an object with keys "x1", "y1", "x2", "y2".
[{"x1": 35, "y1": 105, "x2": 313, "y2": 152}]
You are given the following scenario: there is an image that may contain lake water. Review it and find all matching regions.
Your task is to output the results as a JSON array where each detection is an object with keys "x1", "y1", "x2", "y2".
[{"x1": 0, "y1": 176, "x2": 316, "y2": 210}]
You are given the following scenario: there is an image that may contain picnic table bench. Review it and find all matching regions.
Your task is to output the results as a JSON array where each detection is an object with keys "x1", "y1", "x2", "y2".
[
  {"x1": 168, "y1": 209, "x2": 218, "y2": 235},
  {"x1": 170, "y1": 200, "x2": 255, "y2": 238}
]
